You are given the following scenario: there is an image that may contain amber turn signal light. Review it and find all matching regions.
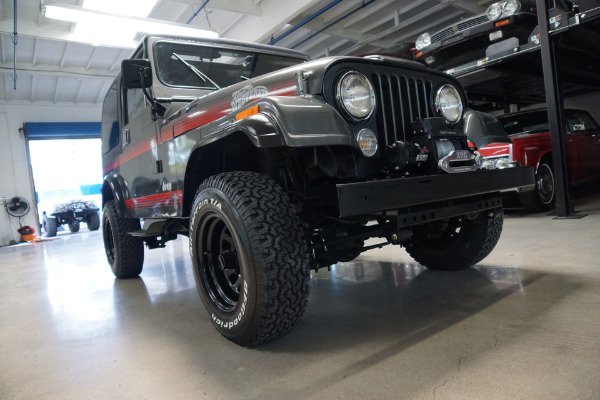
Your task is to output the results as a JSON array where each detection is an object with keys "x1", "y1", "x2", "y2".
[{"x1": 236, "y1": 105, "x2": 260, "y2": 120}]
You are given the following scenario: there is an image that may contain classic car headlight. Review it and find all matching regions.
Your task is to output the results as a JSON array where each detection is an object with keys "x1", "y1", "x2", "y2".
[
  {"x1": 487, "y1": 1, "x2": 521, "y2": 20},
  {"x1": 503, "y1": 0, "x2": 521, "y2": 16},
  {"x1": 435, "y1": 85, "x2": 463, "y2": 124},
  {"x1": 415, "y1": 33, "x2": 431, "y2": 50},
  {"x1": 486, "y1": 2, "x2": 504, "y2": 20},
  {"x1": 356, "y1": 129, "x2": 378, "y2": 157},
  {"x1": 336, "y1": 71, "x2": 375, "y2": 119}
]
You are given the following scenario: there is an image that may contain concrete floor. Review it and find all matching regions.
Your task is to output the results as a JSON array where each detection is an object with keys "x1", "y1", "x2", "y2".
[{"x1": 2, "y1": 193, "x2": 600, "y2": 400}]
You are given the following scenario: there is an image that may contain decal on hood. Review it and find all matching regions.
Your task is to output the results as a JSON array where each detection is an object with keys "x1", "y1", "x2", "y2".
[{"x1": 232, "y1": 85, "x2": 268, "y2": 111}]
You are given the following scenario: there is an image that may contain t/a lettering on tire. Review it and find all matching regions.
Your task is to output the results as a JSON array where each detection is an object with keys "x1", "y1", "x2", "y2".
[{"x1": 189, "y1": 172, "x2": 310, "y2": 347}]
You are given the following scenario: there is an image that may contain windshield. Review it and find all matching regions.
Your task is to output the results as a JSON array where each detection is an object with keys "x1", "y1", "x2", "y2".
[
  {"x1": 499, "y1": 111, "x2": 550, "y2": 135},
  {"x1": 499, "y1": 110, "x2": 595, "y2": 135},
  {"x1": 154, "y1": 41, "x2": 306, "y2": 90}
]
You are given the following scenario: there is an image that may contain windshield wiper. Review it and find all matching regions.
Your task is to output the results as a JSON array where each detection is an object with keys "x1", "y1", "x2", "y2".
[{"x1": 172, "y1": 52, "x2": 221, "y2": 89}]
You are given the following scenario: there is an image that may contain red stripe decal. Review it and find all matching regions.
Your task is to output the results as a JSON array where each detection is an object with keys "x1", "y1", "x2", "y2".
[
  {"x1": 125, "y1": 190, "x2": 183, "y2": 210},
  {"x1": 103, "y1": 81, "x2": 298, "y2": 174}
]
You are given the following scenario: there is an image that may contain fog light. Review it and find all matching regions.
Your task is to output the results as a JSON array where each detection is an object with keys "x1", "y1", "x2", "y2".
[
  {"x1": 356, "y1": 129, "x2": 378, "y2": 157},
  {"x1": 424, "y1": 56, "x2": 435, "y2": 65},
  {"x1": 489, "y1": 30, "x2": 503, "y2": 41}
]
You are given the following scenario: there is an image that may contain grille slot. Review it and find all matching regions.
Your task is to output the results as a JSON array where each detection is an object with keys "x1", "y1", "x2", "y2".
[
  {"x1": 372, "y1": 73, "x2": 433, "y2": 146},
  {"x1": 431, "y1": 15, "x2": 489, "y2": 43}
]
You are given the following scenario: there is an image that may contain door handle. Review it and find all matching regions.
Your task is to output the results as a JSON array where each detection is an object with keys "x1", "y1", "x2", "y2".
[{"x1": 122, "y1": 128, "x2": 130, "y2": 146}]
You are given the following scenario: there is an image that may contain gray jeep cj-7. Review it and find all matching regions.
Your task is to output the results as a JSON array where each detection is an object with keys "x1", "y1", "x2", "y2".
[{"x1": 100, "y1": 35, "x2": 533, "y2": 346}]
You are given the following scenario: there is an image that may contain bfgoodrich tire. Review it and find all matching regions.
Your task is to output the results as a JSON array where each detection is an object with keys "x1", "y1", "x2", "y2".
[
  {"x1": 189, "y1": 172, "x2": 310, "y2": 347},
  {"x1": 102, "y1": 200, "x2": 144, "y2": 279},
  {"x1": 404, "y1": 208, "x2": 503, "y2": 271}
]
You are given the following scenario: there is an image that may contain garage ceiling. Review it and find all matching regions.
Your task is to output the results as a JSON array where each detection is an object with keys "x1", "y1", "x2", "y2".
[{"x1": 0, "y1": 0, "x2": 498, "y2": 106}]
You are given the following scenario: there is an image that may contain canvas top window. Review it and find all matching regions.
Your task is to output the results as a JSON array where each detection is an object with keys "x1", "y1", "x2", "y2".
[{"x1": 153, "y1": 41, "x2": 306, "y2": 90}]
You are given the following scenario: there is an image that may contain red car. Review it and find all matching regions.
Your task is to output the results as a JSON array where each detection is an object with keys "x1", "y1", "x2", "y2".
[{"x1": 478, "y1": 109, "x2": 600, "y2": 211}]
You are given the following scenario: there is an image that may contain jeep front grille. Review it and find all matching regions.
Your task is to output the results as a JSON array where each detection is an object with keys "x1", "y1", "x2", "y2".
[
  {"x1": 371, "y1": 72, "x2": 433, "y2": 145},
  {"x1": 431, "y1": 15, "x2": 489, "y2": 43}
]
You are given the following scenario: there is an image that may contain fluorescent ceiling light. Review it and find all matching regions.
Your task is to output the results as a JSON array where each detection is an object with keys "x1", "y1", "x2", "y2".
[
  {"x1": 82, "y1": 0, "x2": 158, "y2": 18},
  {"x1": 43, "y1": 4, "x2": 219, "y2": 42}
]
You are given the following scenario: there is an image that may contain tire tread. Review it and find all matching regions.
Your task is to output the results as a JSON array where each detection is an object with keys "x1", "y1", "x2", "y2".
[{"x1": 192, "y1": 172, "x2": 309, "y2": 346}]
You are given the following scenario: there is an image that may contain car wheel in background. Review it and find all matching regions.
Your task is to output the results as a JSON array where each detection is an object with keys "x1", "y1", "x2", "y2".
[
  {"x1": 519, "y1": 162, "x2": 555, "y2": 212},
  {"x1": 87, "y1": 212, "x2": 100, "y2": 231}
]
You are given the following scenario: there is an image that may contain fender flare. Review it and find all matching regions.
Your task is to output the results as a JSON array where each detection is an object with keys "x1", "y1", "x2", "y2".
[
  {"x1": 102, "y1": 173, "x2": 128, "y2": 214},
  {"x1": 227, "y1": 96, "x2": 354, "y2": 148}
]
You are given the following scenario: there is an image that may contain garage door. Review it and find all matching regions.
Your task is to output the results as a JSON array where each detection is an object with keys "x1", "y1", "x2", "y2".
[{"x1": 24, "y1": 122, "x2": 101, "y2": 140}]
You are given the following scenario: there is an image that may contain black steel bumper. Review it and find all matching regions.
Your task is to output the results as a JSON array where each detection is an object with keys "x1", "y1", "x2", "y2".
[{"x1": 336, "y1": 166, "x2": 534, "y2": 217}]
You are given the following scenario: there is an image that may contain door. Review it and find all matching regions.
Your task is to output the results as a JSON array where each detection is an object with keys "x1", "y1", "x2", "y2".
[
  {"x1": 566, "y1": 111, "x2": 600, "y2": 181},
  {"x1": 118, "y1": 81, "x2": 164, "y2": 218}
]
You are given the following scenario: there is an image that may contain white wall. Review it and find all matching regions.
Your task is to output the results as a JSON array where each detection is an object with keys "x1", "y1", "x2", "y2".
[{"x1": 0, "y1": 104, "x2": 101, "y2": 246}]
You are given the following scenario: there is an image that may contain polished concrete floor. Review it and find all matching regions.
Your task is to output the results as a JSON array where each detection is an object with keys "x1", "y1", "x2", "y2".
[{"x1": 2, "y1": 194, "x2": 600, "y2": 400}]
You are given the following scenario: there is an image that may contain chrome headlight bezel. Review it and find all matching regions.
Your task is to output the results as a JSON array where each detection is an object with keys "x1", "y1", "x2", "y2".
[
  {"x1": 336, "y1": 71, "x2": 376, "y2": 120},
  {"x1": 415, "y1": 33, "x2": 432, "y2": 50},
  {"x1": 434, "y1": 84, "x2": 464, "y2": 124}
]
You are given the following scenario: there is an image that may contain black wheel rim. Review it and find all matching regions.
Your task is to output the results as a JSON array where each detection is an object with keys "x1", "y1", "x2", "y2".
[
  {"x1": 196, "y1": 212, "x2": 242, "y2": 313},
  {"x1": 104, "y1": 220, "x2": 115, "y2": 264},
  {"x1": 536, "y1": 165, "x2": 554, "y2": 205}
]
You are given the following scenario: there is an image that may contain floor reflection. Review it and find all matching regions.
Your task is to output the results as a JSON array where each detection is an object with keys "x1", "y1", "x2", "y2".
[{"x1": 272, "y1": 258, "x2": 541, "y2": 353}]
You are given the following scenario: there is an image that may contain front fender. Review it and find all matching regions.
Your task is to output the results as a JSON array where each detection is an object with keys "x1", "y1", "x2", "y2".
[
  {"x1": 102, "y1": 173, "x2": 128, "y2": 214},
  {"x1": 252, "y1": 96, "x2": 354, "y2": 147}
]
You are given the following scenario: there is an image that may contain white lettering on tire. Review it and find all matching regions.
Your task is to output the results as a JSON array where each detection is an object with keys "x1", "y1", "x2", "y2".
[{"x1": 211, "y1": 280, "x2": 248, "y2": 330}]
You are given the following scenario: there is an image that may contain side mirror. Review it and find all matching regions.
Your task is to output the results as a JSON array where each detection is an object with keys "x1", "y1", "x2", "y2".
[{"x1": 122, "y1": 59, "x2": 152, "y2": 89}]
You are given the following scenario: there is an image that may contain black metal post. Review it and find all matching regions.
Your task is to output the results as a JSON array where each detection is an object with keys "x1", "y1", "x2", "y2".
[{"x1": 536, "y1": 0, "x2": 579, "y2": 218}]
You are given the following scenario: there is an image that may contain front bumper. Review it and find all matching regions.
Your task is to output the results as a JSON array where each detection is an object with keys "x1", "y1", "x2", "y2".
[{"x1": 336, "y1": 166, "x2": 534, "y2": 217}]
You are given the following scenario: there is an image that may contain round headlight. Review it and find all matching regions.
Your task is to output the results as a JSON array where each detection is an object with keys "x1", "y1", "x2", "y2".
[
  {"x1": 503, "y1": 0, "x2": 521, "y2": 16},
  {"x1": 356, "y1": 129, "x2": 378, "y2": 157},
  {"x1": 486, "y1": 2, "x2": 503, "y2": 20},
  {"x1": 495, "y1": 158, "x2": 509, "y2": 169},
  {"x1": 435, "y1": 85, "x2": 463, "y2": 124},
  {"x1": 415, "y1": 33, "x2": 431, "y2": 50},
  {"x1": 336, "y1": 71, "x2": 375, "y2": 120}
]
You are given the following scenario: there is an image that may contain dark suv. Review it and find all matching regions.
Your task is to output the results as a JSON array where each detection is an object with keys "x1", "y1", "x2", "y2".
[{"x1": 101, "y1": 35, "x2": 533, "y2": 346}]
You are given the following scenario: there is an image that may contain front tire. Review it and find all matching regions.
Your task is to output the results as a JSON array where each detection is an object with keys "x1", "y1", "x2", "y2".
[
  {"x1": 87, "y1": 212, "x2": 100, "y2": 231},
  {"x1": 68, "y1": 221, "x2": 80, "y2": 233},
  {"x1": 404, "y1": 208, "x2": 503, "y2": 271},
  {"x1": 102, "y1": 200, "x2": 144, "y2": 278},
  {"x1": 189, "y1": 172, "x2": 310, "y2": 347},
  {"x1": 518, "y1": 162, "x2": 555, "y2": 212}
]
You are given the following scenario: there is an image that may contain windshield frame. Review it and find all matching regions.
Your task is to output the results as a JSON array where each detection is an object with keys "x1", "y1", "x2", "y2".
[{"x1": 152, "y1": 40, "x2": 307, "y2": 91}]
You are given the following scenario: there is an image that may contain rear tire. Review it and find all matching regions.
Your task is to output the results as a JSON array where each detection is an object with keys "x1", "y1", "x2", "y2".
[
  {"x1": 189, "y1": 172, "x2": 310, "y2": 346},
  {"x1": 45, "y1": 215, "x2": 57, "y2": 237},
  {"x1": 102, "y1": 200, "x2": 144, "y2": 279},
  {"x1": 87, "y1": 212, "x2": 100, "y2": 231},
  {"x1": 519, "y1": 162, "x2": 555, "y2": 212},
  {"x1": 404, "y1": 208, "x2": 503, "y2": 271}
]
